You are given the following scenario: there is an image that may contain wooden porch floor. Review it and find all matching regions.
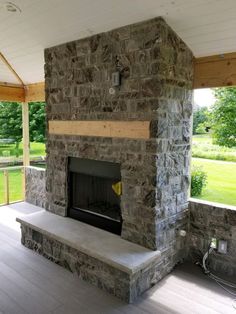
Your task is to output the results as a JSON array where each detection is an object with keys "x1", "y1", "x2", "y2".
[{"x1": 0, "y1": 202, "x2": 235, "y2": 314}]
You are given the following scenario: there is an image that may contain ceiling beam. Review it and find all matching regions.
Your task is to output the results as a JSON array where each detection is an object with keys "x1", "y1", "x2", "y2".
[
  {"x1": 194, "y1": 52, "x2": 236, "y2": 89},
  {"x1": 0, "y1": 84, "x2": 25, "y2": 102},
  {"x1": 25, "y1": 82, "x2": 45, "y2": 102},
  {"x1": 0, "y1": 52, "x2": 45, "y2": 102},
  {"x1": 0, "y1": 82, "x2": 45, "y2": 102}
]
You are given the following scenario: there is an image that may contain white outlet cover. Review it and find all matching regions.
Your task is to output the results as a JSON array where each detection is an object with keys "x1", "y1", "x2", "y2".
[{"x1": 218, "y1": 240, "x2": 227, "y2": 254}]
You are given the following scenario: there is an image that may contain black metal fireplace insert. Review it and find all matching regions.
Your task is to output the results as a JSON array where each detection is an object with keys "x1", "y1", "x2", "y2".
[{"x1": 68, "y1": 157, "x2": 122, "y2": 235}]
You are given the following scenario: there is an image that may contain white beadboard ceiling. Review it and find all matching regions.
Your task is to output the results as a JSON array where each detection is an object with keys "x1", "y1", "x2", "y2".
[
  {"x1": 0, "y1": 0, "x2": 236, "y2": 84},
  {"x1": 0, "y1": 57, "x2": 20, "y2": 84}
]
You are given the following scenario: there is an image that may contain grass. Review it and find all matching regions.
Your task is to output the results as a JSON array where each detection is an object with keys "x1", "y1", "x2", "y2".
[
  {"x1": 0, "y1": 142, "x2": 45, "y2": 159},
  {"x1": 0, "y1": 168, "x2": 23, "y2": 205},
  {"x1": 192, "y1": 158, "x2": 236, "y2": 206},
  {"x1": 0, "y1": 140, "x2": 45, "y2": 205},
  {"x1": 192, "y1": 134, "x2": 236, "y2": 206},
  {"x1": 192, "y1": 134, "x2": 236, "y2": 162}
]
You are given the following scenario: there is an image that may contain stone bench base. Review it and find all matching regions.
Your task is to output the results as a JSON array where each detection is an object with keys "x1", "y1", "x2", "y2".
[{"x1": 17, "y1": 210, "x2": 162, "y2": 303}]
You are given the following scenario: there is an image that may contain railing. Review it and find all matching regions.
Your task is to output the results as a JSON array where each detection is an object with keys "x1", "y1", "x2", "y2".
[{"x1": 0, "y1": 166, "x2": 25, "y2": 206}]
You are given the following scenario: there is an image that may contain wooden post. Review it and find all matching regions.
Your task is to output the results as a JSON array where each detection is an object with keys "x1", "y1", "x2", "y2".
[
  {"x1": 3, "y1": 170, "x2": 9, "y2": 205},
  {"x1": 189, "y1": 95, "x2": 194, "y2": 199},
  {"x1": 21, "y1": 167, "x2": 25, "y2": 201},
  {"x1": 22, "y1": 102, "x2": 30, "y2": 199},
  {"x1": 22, "y1": 102, "x2": 30, "y2": 167}
]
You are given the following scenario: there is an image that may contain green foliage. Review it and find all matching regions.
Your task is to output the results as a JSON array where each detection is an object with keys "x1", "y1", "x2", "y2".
[
  {"x1": 191, "y1": 165, "x2": 207, "y2": 197},
  {"x1": 193, "y1": 106, "x2": 210, "y2": 135},
  {"x1": 29, "y1": 102, "x2": 46, "y2": 143},
  {"x1": 0, "y1": 101, "x2": 46, "y2": 147},
  {"x1": 195, "y1": 123, "x2": 207, "y2": 134},
  {"x1": 0, "y1": 102, "x2": 22, "y2": 143},
  {"x1": 211, "y1": 88, "x2": 236, "y2": 147}
]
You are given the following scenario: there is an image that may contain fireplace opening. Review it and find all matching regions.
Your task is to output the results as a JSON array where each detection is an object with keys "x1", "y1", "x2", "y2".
[{"x1": 68, "y1": 157, "x2": 122, "y2": 235}]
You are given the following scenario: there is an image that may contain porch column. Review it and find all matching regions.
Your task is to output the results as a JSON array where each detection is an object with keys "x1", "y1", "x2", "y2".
[{"x1": 22, "y1": 102, "x2": 30, "y2": 166}]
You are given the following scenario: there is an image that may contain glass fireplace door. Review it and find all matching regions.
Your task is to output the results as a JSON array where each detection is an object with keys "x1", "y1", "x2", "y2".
[{"x1": 68, "y1": 157, "x2": 122, "y2": 235}]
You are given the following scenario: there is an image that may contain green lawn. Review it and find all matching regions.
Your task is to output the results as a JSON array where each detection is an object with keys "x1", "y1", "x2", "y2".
[
  {"x1": 0, "y1": 142, "x2": 45, "y2": 158},
  {"x1": 0, "y1": 169, "x2": 23, "y2": 205},
  {"x1": 0, "y1": 141, "x2": 45, "y2": 205},
  {"x1": 0, "y1": 140, "x2": 45, "y2": 205},
  {"x1": 192, "y1": 158, "x2": 236, "y2": 206},
  {"x1": 192, "y1": 134, "x2": 236, "y2": 162}
]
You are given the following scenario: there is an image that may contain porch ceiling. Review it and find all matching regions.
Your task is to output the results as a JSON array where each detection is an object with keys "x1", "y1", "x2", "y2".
[
  {"x1": 0, "y1": 56, "x2": 20, "y2": 85},
  {"x1": 0, "y1": 0, "x2": 236, "y2": 86}
]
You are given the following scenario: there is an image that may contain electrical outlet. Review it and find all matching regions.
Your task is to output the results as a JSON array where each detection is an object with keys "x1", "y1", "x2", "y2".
[
  {"x1": 218, "y1": 240, "x2": 227, "y2": 254},
  {"x1": 210, "y1": 237, "x2": 217, "y2": 249}
]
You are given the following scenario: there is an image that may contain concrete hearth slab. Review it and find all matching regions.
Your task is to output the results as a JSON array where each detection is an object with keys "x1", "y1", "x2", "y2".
[
  {"x1": 17, "y1": 208, "x2": 163, "y2": 302},
  {"x1": 16, "y1": 210, "x2": 160, "y2": 275}
]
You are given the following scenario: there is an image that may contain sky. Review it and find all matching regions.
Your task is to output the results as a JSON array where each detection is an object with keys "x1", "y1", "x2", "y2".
[{"x1": 194, "y1": 88, "x2": 216, "y2": 108}]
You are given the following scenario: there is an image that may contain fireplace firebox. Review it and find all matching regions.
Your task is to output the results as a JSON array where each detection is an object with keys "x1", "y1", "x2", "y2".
[{"x1": 68, "y1": 157, "x2": 122, "y2": 235}]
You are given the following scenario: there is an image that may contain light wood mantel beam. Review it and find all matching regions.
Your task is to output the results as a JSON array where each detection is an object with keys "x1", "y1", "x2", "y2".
[
  {"x1": 194, "y1": 52, "x2": 236, "y2": 89},
  {"x1": 49, "y1": 120, "x2": 151, "y2": 139}
]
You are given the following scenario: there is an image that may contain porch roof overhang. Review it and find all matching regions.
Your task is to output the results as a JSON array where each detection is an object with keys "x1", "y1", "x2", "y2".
[{"x1": 1, "y1": 0, "x2": 236, "y2": 102}]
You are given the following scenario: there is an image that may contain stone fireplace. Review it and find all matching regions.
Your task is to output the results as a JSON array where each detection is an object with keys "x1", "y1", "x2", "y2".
[
  {"x1": 18, "y1": 17, "x2": 193, "y2": 302},
  {"x1": 45, "y1": 16, "x2": 193, "y2": 251}
]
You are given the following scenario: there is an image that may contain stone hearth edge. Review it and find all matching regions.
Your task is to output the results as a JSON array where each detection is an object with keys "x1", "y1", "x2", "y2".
[{"x1": 17, "y1": 209, "x2": 161, "y2": 303}]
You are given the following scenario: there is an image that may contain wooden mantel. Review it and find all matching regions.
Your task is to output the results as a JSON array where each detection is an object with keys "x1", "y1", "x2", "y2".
[{"x1": 49, "y1": 120, "x2": 151, "y2": 139}]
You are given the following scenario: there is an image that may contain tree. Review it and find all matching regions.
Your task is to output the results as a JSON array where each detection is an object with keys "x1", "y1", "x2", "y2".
[
  {"x1": 29, "y1": 102, "x2": 46, "y2": 143},
  {"x1": 211, "y1": 88, "x2": 236, "y2": 147},
  {"x1": 0, "y1": 102, "x2": 46, "y2": 156},
  {"x1": 0, "y1": 102, "x2": 22, "y2": 155},
  {"x1": 195, "y1": 123, "x2": 207, "y2": 134},
  {"x1": 192, "y1": 106, "x2": 210, "y2": 134}
]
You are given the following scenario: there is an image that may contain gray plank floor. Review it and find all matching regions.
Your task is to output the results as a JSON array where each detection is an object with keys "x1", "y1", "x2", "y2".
[{"x1": 0, "y1": 202, "x2": 235, "y2": 314}]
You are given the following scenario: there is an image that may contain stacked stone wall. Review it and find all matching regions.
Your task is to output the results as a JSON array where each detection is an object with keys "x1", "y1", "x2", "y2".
[
  {"x1": 25, "y1": 166, "x2": 46, "y2": 208},
  {"x1": 45, "y1": 16, "x2": 193, "y2": 259},
  {"x1": 189, "y1": 199, "x2": 236, "y2": 276}
]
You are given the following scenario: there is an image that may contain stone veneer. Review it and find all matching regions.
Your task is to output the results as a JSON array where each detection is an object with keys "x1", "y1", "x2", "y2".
[
  {"x1": 21, "y1": 226, "x2": 163, "y2": 302},
  {"x1": 44, "y1": 17, "x2": 193, "y2": 253},
  {"x1": 18, "y1": 17, "x2": 194, "y2": 302},
  {"x1": 25, "y1": 167, "x2": 46, "y2": 208},
  {"x1": 189, "y1": 199, "x2": 236, "y2": 276},
  {"x1": 18, "y1": 211, "x2": 162, "y2": 303}
]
